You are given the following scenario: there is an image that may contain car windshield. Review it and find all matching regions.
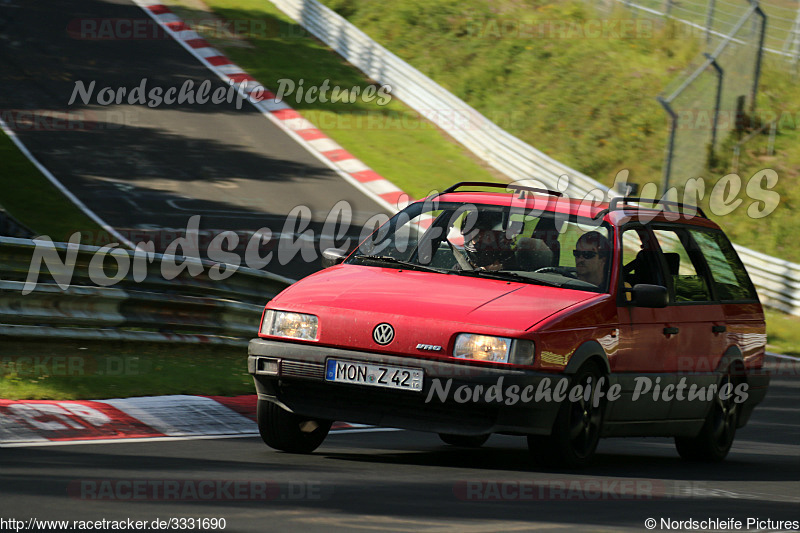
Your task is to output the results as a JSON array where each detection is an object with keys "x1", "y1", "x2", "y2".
[{"x1": 347, "y1": 200, "x2": 613, "y2": 293}]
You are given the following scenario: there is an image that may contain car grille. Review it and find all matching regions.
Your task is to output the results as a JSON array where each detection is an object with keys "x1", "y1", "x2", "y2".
[{"x1": 280, "y1": 360, "x2": 325, "y2": 381}]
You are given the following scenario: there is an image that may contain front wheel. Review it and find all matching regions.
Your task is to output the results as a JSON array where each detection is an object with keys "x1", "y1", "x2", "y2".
[
  {"x1": 528, "y1": 362, "x2": 605, "y2": 468},
  {"x1": 675, "y1": 369, "x2": 739, "y2": 462},
  {"x1": 257, "y1": 399, "x2": 332, "y2": 454}
]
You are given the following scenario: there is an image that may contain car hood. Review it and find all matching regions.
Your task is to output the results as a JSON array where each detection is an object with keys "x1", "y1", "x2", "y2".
[{"x1": 270, "y1": 265, "x2": 597, "y2": 332}]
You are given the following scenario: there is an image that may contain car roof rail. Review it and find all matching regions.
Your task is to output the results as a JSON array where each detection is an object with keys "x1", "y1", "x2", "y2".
[
  {"x1": 437, "y1": 181, "x2": 563, "y2": 198},
  {"x1": 603, "y1": 196, "x2": 707, "y2": 219}
]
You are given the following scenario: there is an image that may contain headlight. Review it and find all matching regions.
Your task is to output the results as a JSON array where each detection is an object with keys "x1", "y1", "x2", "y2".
[
  {"x1": 453, "y1": 334, "x2": 534, "y2": 365},
  {"x1": 454, "y1": 334, "x2": 511, "y2": 363},
  {"x1": 261, "y1": 310, "x2": 318, "y2": 340}
]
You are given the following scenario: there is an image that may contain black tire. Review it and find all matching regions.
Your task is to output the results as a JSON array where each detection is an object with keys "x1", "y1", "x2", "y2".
[
  {"x1": 257, "y1": 399, "x2": 332, "y2": 454},
  {"x1": 528, "y1": 362, "x2": 605, "y2": 468},
  {"x1": 438, "y1": 433, "x2": 490, "y2": 448},
  {"x1": 675, "y1": 369, "x2": 739, "y2": 462}
]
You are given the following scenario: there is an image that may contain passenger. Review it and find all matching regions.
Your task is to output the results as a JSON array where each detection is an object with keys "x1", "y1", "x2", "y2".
[{"x1": 463, "y1": 211, "x2": 515, "y2": 271}]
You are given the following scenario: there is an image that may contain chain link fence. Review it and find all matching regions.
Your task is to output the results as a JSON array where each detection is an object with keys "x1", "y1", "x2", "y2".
[
  {"x1": 659, "y1": 4, "x2": 765, "y2": 188},
  {"x1": 593, "y1": 0, "x2": 767, "y2": 188},
  {"x1": 595, "y1": 0, "x2": 800, "y2": 66}
]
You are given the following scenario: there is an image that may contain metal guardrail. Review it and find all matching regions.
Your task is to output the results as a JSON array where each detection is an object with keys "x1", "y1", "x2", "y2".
[
  {"x1": 270, "y1": 0, "x2": 800, "y2": 317},
  {"x1": 270, "y1": 0, "x2": 604, "y2": 197},
  {"x1": 733, "y1": 243, "x2": 800, "y2": 315},
  {"x1": 0, "y1": 237, "x2": 291, "y2": 346}
]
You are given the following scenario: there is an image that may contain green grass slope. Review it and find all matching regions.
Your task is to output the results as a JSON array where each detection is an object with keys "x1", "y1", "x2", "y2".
[{"x1": 320, "y1": 0, "x2": 800, "y2": 262}]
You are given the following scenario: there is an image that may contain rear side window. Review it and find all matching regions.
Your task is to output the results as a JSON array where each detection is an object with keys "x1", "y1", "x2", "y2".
[
  {"x1": 620, "y1": 226, "x2": 667, "y2": 288},
  {"x1": 652, "y1": 228, "x2": 712, "y2": 303},
  {"x1": 689, "y1": 229, "x2": 759, "y2": 301}
]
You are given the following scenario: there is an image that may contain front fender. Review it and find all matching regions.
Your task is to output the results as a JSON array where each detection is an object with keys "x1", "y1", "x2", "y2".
[{"x1": 563, "y1": 340, "x2": 610, "y2": 375}]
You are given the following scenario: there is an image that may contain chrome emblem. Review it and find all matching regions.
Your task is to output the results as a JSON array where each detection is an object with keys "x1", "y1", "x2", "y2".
[
  {"x1": 416, "y1": 344, "x2": 442, "y2": 352},
  {"x1": 372, "y1": 323, "x2": 395, "y2": 345}
]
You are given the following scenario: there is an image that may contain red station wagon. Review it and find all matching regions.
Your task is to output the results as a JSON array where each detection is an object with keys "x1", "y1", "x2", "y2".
[{"x1": 248, "y1": 182, "x2": 770, "y2": 467}]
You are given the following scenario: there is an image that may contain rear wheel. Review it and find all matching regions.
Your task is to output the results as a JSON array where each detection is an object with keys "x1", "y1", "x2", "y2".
[
  {"x1": 675, "y1": 369, "x2": 740, "y2": 462},
  {"x1": 438, "y1": 433, "x2": 490, "y2": 448},
  {"x1": 528, "y1": 362, "x2": 605, "y2": 468},
  {"x1": 257, "y1": 399, "x2": 331, "y2": 454}
]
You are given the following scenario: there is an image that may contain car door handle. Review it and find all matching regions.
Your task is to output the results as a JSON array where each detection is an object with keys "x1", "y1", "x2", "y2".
[
  {"x1": 712, "y1": 325, "x2": 727, "y2": 333},
  {"x1": 663, "y1": 327, "x2": 679, "y2": 336}
]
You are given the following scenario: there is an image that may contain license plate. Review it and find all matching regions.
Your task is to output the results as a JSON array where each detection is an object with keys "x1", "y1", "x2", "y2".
[{"x1": 325, "y1": 359, "x2": 423, "y2": 392}]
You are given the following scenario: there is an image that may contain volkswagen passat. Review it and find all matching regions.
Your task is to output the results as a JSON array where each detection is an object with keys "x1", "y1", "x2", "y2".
[{"x1": 248, "y1": 182, "x2": 769, "y2": 467}]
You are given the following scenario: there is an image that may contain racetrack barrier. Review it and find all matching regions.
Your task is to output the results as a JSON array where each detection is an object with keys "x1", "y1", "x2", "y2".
[{"x1": 0, "y1": 236, "x2": 292, "y2": 346}]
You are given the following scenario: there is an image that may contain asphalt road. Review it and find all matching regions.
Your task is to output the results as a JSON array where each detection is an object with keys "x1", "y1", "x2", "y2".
[
  {"x1": 0, "y1": 0, "x2": 388, "y2": 279},
  {"x1": 1, "y1": 2, "x2": 798, "y2": 531},
  {"x1": 1, "y1": 359, "x2": 797, "y2": 532}
]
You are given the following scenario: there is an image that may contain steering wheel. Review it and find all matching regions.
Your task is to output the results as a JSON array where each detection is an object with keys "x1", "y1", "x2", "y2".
[{"x1": 534, "y1": 266, "x2": 577, "y2": 278}]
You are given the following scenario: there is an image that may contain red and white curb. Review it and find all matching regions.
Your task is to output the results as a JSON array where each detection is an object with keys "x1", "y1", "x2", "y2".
[
  {"x1": 0, "y1": 395, "x2": 383, "y2": 447},
  {"x1": 133, "y1": 0, "x2": 410, "y2": 215},
  {"x1": 2, "y1": 4, "x2": 417, "y2": 448}
]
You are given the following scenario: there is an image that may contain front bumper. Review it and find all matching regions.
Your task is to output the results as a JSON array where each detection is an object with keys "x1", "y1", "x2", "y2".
[{"x1": 248, "y1": 338, "x2": 563, "y2": 436}]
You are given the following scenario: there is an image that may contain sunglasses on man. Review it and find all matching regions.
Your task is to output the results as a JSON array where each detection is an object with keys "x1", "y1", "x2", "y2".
[{"x1": 573, "y1": 250, "x2": 601, "y2": 260}]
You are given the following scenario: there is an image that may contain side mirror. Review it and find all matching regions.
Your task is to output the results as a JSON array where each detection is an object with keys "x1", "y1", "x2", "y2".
[
  {"x1": 630, "y1": 284, "x2": 668, "y2": 308},
  {"x1": 321, "y1": 248, "x2": 347, "y2": 268}
]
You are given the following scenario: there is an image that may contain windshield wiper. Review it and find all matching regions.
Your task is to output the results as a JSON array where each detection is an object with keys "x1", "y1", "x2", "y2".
[
  {"x1": 353, "y1": 255, "x2": 448, "y2": 274},
  {"x1": 456, "y1": 269, "x2": 525, "y2": 281},
  {"x1": 456, "y1": 269, "x2": 562, "y2": 287}
]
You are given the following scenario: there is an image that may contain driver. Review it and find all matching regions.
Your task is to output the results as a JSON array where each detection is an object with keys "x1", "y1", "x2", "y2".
[
  {"x1": 574, "y1": 231, "x2": 611, "y2": 287},
  {"x1": 463, "y1": 211, "x2": 515, "y2": 271}
]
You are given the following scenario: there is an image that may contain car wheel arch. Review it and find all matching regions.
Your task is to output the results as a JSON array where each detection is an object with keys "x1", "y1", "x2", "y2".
[
  {"x1": 716, "y1": 345, "x2": 746, "y2": 381},
  {"x1": 562, "y1": 340, "x2": 610, "y2": 376}
]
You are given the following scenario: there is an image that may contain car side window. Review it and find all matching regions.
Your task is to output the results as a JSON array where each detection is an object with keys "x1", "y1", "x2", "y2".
[
  {"x1": 620, "y1": 227, "x2": 665, "y2": 290},
  {"x1": 652, "y1": 228, "x2": 712, "y2": 303},
  {"x1": 689, "y1": 229, "x2": 759, "y2": 301}
]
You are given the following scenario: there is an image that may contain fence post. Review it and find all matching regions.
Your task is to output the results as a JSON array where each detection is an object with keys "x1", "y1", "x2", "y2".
[
  {"x1": 768, "y1": 120, "x2": 777, "y2": 156},
  {"x1": 705, "y1": 0, "x2": 716, "y2": 44},
  {"x1": 706, "y1": 54, "x2": 724, "y2": 153},
  {"x1": 751, "y1": 5, "x2": 767, "y2": 115},
  {"x1": 785, "y1": 4, "x2": 800, "y2": 76},
  {"x1": 657, "y1": 96, "x2": 677, "y2": 193}
]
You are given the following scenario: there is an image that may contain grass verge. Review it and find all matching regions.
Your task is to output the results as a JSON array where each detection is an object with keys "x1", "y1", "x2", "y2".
[
  {"x1": 169, "y1": 0, "x2": 503, "y2": 200},
  {"x1": 0, "y1": 340, "x2": 253, "y2": 400},
  {"x1": 316, "y1": 0, "x2": 800, "y2": 264},
  {"x1": 0, "y1": 128, "x2": 105, "y2": 240},
  {"x1": 765, "y1": 310, "x2": 800, "y2": 356}
]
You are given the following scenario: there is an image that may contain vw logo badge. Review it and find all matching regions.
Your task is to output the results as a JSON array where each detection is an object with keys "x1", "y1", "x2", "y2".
[{"x1": 372, "y1": 323, "x2": 395, "y2": 345}]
